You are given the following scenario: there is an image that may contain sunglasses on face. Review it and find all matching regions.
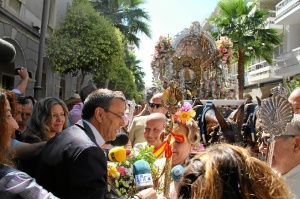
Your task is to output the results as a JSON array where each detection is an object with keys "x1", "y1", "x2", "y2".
[{"x1": 149, "y1": 103, "x2": 162, "y2": 109}]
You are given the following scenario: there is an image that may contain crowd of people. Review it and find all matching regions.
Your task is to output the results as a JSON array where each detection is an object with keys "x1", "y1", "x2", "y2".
[{"x1": 1, "y1": 37, "x2": 300, "y2": 199}]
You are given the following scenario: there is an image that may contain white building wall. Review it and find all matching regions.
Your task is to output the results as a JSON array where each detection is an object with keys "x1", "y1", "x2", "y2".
[
  {"x1": 286, "y1": 25, "x2": 300, "y2": 52},
  {"x1": 0, "y1": 0, "x2": 91, "y2": 100}
]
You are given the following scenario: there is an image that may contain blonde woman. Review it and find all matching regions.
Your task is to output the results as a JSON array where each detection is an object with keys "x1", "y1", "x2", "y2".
[
  {"x1": 178, "y1": 144, "x2": 291, "y2": 199},
  {"x1": 22, "y1": 97, "x2": 69, "y2": 143}
]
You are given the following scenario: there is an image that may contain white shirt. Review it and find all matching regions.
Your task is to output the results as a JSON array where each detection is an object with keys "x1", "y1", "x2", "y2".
[
  {"x1": 82, "y1": 120, "x2": 105, "y2": 147},
  {"x1": 284, "y1": 164, "x2": 300, "y2": 199}
]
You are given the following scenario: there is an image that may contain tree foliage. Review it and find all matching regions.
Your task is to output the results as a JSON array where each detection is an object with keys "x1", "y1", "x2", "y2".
[
  {"x1": 125, "y1": 52, "x2": 145, "y2": 92},
  {"x1": 48, "y1": 0, "x2": 124, "y2": 82},
  {"x1": 110, "y1": 65, "x2": 143, "y2": 101},
  {"x1": 284, "y1": 75, "x2": 300, "y2": 92},
  {"x1": 91, "y1": 0, "x2": 151, "y2": 48},
  {"x1": 209, "y1": 0, "x2": 281, "y2": 99}
]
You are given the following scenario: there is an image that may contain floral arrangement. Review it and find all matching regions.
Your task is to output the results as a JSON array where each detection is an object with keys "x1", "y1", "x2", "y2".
[
  {"x1": 151, "y1": 36, "x2": 174, "y2": 71},
  {"x1": 107, "y1": 146, "x2": 159, "y2": 198},
  {"x1": 173, "y1": 102, "x2": 196, "y2": 126},
  {"x1": 216, "y1": 36, "x2": 234, "y2": 68}
]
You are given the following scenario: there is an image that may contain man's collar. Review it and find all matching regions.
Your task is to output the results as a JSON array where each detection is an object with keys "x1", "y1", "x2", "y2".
[{"x1": 82, "y1": 119, "x2": 105, "y2": 146}]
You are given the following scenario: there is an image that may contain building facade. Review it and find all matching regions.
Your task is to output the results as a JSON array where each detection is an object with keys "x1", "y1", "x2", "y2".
[
  {"x1": 0, "y1": 0, "x2": 91, "y2": 100},
  {"x1": 203, "y1": 0, "x2": 300, "y2": 98}
]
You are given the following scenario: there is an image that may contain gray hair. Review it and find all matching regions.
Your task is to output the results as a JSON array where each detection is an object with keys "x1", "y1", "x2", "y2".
[
  {"x1": 22, "y1": 97, "x2": 69, "y2": 142},
  {"x1": 81, "y1": 89, "x2": 126, "y2": 120},
  {"x1": 285, "y1": 114, "x2": 300, "y2": 136}
]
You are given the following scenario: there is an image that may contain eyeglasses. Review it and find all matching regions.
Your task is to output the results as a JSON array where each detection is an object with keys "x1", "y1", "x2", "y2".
[
  {"x1": 105, "y1": 110, "x2": 124, "y2": 120},
  {"x1": 149, "y1": 103, "x2": 163, "y2": 109}
]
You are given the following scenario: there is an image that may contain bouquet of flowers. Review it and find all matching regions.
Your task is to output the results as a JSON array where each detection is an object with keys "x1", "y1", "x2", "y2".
[
  {"x1": 216, "y1": 36, "x2": 235, "y2": 69},
  {"x1": 107, "y1": 146, "x2": 159, "y2": 198}
]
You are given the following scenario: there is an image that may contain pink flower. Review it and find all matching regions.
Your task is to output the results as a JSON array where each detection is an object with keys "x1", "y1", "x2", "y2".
[
  {"x1": 117, "y1": 166, "x2": 126, "y2": 176},
  {"x1": 180, "y1": 102, "x2": 193, "y2": 112}
]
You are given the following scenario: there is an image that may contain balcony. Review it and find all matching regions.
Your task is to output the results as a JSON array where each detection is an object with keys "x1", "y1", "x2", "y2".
[
  {"x1": 275, "y1": 47, "x2": 300, "y2": 76},
  {"x1": 275, "y1": 0, "x2": 300, "y2": 25},
  {"x1": 245, "y1": 61, "x2": 282, "y2": 85},
  {"x1": 265, "y1": 11, "x2": 283, "y2": 32}
]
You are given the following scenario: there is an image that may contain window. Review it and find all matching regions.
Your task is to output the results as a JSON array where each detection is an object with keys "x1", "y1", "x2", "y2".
[{"x1": 8, "y1": 0, "x2": 21, "y2": 17}]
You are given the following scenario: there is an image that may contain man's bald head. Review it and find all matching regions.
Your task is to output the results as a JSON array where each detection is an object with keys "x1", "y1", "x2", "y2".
[
  {"x1": 289, "y1": 87, "x2": 300, "y2": 114},
  {"x1": 144, "y1": 113, "x2": 166, "y2": 148}
]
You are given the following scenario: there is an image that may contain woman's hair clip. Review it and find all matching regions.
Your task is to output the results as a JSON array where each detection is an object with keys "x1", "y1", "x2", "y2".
[{"x1": 173, "y1": 102, "x2": 196, "y2": 126}]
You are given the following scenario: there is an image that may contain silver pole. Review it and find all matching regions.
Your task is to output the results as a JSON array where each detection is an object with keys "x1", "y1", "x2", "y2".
[{"x1": 34, "y1": 0, "x2": 50, "y2": 100}]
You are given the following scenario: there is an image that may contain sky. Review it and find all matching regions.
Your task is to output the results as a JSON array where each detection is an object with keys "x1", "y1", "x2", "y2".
[{"x1": 135, "y1": 0, "x2": 220, "y2": 86}]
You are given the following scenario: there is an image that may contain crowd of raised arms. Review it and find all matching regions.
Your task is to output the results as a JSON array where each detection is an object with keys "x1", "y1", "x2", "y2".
[{"x1": 1, "y1": 38, "x2": 300, "y2": 199}]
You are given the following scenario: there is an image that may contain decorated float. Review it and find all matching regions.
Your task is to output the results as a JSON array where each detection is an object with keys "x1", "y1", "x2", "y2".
[{"x1": 151, "y1": 21, "x2": 237, "y2": 100}]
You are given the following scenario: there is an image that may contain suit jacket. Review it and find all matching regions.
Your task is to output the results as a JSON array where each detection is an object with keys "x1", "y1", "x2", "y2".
[
  {"x1": 128, "y1": 115, "x2": 148, "y2": 146},
  {"x1": 35, "y1": 120, "x2": 107, "y2": 199}
]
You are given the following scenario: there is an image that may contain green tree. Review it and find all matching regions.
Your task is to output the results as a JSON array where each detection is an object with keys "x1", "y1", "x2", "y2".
[
  {"x1": 90, "y1": 0, "x2": 151, "y2": 48},
  {"x1": 125, "y1": 52, "x2": 145, "y2": 92},
  {"x1": 284, "y1": 75, "x2": 300, "y2": 92},
  {"x1": 209, "y1": 0, "x2": 281, "y2": 99},
  {"x1": 47, "y1": 0, "x2": 124, "y2": 86},
  {"x1": 110, "y1": 66, "x2": 143, "y2": 101}
]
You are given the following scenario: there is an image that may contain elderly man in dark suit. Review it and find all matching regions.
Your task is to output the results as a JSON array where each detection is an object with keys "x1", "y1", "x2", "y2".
[{"x1": 35, "y1": 89, "x2": 126, "y2": 199}]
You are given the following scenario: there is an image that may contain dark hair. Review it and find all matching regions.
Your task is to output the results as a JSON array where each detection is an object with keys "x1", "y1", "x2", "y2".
[
  {"x1": 82, "y1": 89, "x2": 126, "y2": 120},
  {"x1": 79, "y1": 84, "x2": 97, "y2": 103},
  {"x1": 25, "y1": 96, "x2": 36, "y2": 106}
]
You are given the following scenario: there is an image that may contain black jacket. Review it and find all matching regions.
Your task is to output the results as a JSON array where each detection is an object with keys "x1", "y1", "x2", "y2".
[{"x1": 35, "y1": 120, "x2": 107, "y2": 199}]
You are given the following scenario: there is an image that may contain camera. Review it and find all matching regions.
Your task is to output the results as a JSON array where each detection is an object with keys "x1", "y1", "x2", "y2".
[{"x1": 14, "y1": 68, "x2": 32, "y2": 78}]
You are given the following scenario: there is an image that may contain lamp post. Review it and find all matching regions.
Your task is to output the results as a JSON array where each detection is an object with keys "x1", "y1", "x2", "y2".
[{"x1": 34, "y1": 0, "x2": 50, "y2": 100}]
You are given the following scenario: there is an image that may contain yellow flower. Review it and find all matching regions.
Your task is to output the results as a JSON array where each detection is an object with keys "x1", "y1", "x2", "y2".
[
  {"x1": 179, "y1": 111, "x2": 191, "y2": 124},
  {"x1": 108, "y1": 167, "x2": 120, "y2": 178},
  {"x1": 190, "y1": 110, "x2": 196, "y2": 118}
]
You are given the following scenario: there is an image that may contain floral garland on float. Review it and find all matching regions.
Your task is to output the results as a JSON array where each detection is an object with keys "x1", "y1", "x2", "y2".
[
  {"x1": 215, "y1": 36, "x2": 237, "y2": 99},
  {"x1": 151, "y1": 36, "x2": 174, "y2": 83},
  {"x1": 216, "y1": 36, "x2": 235, "y2": 70}
]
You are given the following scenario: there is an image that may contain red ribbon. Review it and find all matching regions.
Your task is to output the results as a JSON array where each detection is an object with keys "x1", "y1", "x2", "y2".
[{"x1": 153, "y1": 132, "x2": 186, "y2": 159}]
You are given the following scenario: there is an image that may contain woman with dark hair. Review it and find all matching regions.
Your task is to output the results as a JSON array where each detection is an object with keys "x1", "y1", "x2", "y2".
[
  {"x1": 178, "y1": 144, "x2": 291, "y2": 199},
  {"x1": 0, "y1": 87, "x2": 58, "y2": 198},
  {"x1": 22, "y1": 97, "x2": 69, "y2": 143}
]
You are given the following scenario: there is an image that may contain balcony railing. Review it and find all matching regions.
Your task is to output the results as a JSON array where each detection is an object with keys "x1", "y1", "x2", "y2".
[
  {"x1": 264, "y1": 11, "x2": 284, "y2": 30},
  {"x1": 274, "y1": 47, "x2": 300, "y2": 76},
  {"x1": 276, "y1": 0, "x2": 300, "y2": 18},
  {"x1": 276, "y1": 46, "x2": 300, "y2": 68},
  {"x1": 245, "y1": 61, "x2": 281, "y2": 84}
]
